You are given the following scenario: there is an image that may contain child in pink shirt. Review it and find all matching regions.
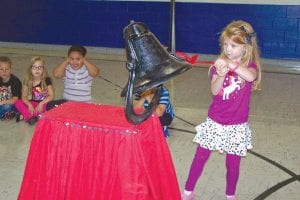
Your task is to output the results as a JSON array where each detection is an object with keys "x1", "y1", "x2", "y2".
[{"x1": 182, "y1": 20, "x2": 262, "y2": 200}]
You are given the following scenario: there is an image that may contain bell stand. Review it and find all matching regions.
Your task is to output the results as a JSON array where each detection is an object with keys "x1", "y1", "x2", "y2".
[{"x1": 168, "y1": 0, "x2": 176, "y2": 102}]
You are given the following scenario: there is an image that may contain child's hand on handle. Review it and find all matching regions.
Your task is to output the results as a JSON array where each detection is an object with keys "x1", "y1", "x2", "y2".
[{"x1": 214, "y1": 58, "x2": 228, "y2": 77}]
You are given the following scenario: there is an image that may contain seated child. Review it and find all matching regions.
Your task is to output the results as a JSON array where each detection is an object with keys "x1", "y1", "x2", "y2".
[
  {"x1": 46, "y1": 45, "x2": 99, "y2": 110},
  {"x1": 0, "y1": 56, "x2": 22, "y2": 120},
  {"x1": 15, "y1": 56, "x2": 54, "y2": 125},
  {"x1": 134, "y1": 84, "x2": 174, "y2": 137}
]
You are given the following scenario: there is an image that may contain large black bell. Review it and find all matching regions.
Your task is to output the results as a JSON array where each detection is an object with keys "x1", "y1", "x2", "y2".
[
  {"x1": 122, "y1": 21, "x2": 192, "y2": 124},
  {"x1": 121, "y1": 21, "x2": 192, "y2": 96}
]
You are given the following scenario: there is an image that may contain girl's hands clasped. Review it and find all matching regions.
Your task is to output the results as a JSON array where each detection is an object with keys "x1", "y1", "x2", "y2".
[{"x1": 214, "y1": 58, "x2": 228, "y2": 77}]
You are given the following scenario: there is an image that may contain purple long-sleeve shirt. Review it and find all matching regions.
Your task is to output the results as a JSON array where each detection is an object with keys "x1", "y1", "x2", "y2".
[{"x1": 208, "y1": 63, "x2": 257, "y2": 125}]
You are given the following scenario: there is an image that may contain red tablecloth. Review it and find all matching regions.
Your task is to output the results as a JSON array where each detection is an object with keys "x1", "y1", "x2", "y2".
[{"x1": 18, "y1": 102, "x2": 181, "y2": 200}]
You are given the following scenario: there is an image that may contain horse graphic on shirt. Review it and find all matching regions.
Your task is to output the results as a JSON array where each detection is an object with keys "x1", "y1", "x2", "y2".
[{"x1": 222, "y1": 76, "x2": 241, "y2": 100}]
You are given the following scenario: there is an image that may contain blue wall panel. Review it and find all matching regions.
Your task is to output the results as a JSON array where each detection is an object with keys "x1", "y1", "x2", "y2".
[{"x1": 0, "y1": 1, "x2": 299, "y2": 59}]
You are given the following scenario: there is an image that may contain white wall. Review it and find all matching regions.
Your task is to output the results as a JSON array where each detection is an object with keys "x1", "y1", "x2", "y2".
[{"x1": 104, "y1": 0, "x2": 300, "y2": 5}]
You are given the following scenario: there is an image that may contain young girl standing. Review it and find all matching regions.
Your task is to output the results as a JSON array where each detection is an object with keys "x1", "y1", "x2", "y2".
[
  {"x1": 182, "y1": 20, "x2": 261, "y2": 200},
  {"x1": 15, "y1": 56, "x2": 54, "y2": 125}
]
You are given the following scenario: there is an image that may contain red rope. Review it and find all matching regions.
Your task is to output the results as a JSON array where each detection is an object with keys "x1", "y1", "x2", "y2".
[{"x1": 176, "y1": 51, "x2": 214, "y2": 67}]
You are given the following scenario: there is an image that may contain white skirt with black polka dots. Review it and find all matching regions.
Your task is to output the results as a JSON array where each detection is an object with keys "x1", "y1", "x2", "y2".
[{"x1": 193, "y1": 117, "x2": 253, "y2": 156}]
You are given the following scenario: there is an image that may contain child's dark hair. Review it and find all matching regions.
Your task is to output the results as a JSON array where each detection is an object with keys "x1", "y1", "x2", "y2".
[
  {"x1": 0, "y1": 56, "x2": 12, "y2": 65},
  {"x1": 68, "y1": 45, "x2": 87, "y2": 57}
]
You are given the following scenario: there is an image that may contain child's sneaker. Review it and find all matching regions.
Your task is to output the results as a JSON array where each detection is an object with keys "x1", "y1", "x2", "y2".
[
  {"x1": 28, "y1": 116, "x2": 39, "y2": 126},
  {"x1": 15, "y1": 112, "x2": 24, "y2": 122},
  {"x1": 163, "y1": 126, "x2": 169, "y2": 137},
  {"x1": 181, "y1": 191, "x2": 195, "y2": 200},
  {"x1": 2, "y1": 111, "x2": 16, "y2": 120},
  {"x1": 226, "y1": 195, "x2": 238, "y2": 200},
  {"x1": 0, "y1": 114, "x2": 5, "y2": 121}
]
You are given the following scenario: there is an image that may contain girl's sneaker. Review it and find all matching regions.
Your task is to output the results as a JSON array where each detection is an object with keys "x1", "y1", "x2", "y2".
[
  {"x1": 181, "y1": 191, "x2": 195, "y2": 200},
  {"x1": 226, "y1": 195, "x2": 238, "y2": 200},
  {"x1": 16, "y1": 113, "x2": 24, "y2": 122},
  {"x1": 28, "y1": 116, "x2": 39, "y2": 125}
]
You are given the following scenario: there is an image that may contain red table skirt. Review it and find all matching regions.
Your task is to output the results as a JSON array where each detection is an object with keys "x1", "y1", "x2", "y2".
[{"x1": 18, "y1": 102, "x2": 181, "y2": 200}]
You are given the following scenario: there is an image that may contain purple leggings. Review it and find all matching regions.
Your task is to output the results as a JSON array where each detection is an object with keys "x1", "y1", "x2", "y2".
[{"x1": 185, "y1": 145, "x2": 241, "y2": 196}]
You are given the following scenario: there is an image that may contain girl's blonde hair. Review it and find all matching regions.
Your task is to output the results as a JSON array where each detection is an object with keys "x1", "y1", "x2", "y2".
[
  {"x1": 219, "y1": 20, "x2": 261, "y2": 90},
  {"x1": 24, "y1": 56, "x2": 49, "y2": 94}
]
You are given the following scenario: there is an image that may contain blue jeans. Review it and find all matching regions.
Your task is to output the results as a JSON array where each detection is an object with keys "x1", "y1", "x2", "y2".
[{"x1": 0, "y1": 104, "x2": 14, "y2": 118}]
